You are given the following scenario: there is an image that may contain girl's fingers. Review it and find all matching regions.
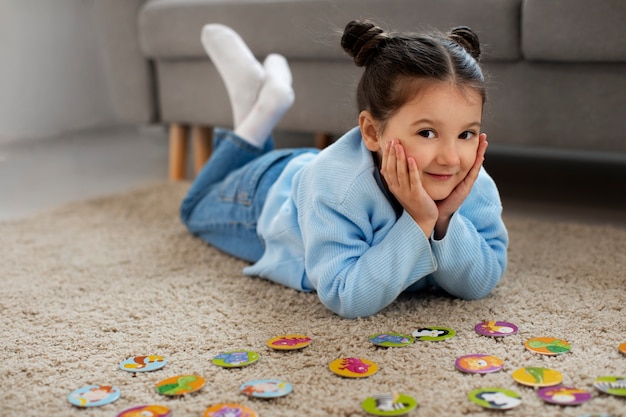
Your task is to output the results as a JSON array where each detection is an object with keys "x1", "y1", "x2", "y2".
[
  {"x1": 407, "y1": 156, "x2": 421, "y2": 191},
  {"x1": 384, "y1": 140, "x2": 397, "y2": 186},
  {"x1": 468, "y1": 134, "x2": 488, "y2": 179},
  {"x1": 394, "y1": 142, "x2": 409, "y2": 189}
]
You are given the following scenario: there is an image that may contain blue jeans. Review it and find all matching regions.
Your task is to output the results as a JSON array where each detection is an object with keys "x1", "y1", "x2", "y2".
[{"x1": 180, "y1": 128, "x2": 317, "y2": 263}]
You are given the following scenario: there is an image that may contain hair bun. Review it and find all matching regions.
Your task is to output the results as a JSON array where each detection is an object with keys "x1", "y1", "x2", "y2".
[
  {"x1": 341, "y1": 20, "x2": 389, "y2": 67},
  {"x1": 449, "y1": 26, "x2": 481, "y2": 60}
]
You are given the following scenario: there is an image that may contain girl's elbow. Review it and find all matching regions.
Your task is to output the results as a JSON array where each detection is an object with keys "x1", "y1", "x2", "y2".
[{"x1": 318, "y1": 293, "x2": 377, "y2": 319}]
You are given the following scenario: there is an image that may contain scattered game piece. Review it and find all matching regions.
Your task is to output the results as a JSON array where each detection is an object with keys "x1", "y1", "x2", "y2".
[
  {"x1": 329, "y1": 357, "x2": 379, "y2": 378},
  {"x1": 619, "y1": 342, "x2": 626, "y2": 355},
  {"x1": 455, "y1": 354, "x2": 504, "y2": 374},
  {"x1": 212, "y1": 350, "x2": 259, "y2": 368},
  {"x1": 369, "y1": 332, "x2": 414, "y2": 347},
  {"x1": 411, "y1": 326, "x2": 456, "y2": 341},
  {"x1": 68, "y1": 384, "x2": 120, "y2": 407},
  {"x1": 361, "y1": 393, "x2": 418, "y2": 416},
  {"x1": 524, "y1": 337, "x2": 571, "y2": 355},
  {"x1": 240, "y1": 379, "x2": 293, "y2": 398},
  {"x1": 203, "y1": 403, "x2": 258, "y2": 417},
  {"x1": 537, "y1": 386, "x2": 592, "y2": 405},
  {"x1": 593, "y1": 376, "x2": 626, "y2": 396},
  {"x1": 474, "y1": 321, "x2": 518, "y2": 337},
  {"x1": 117, "y1": 405, "x2": 172, "y2": 417},
  {"x1": 467, "y1": 387, "x2": 522, "y2": 410},
  {"x1": 155, "y1": 374, "x2": 205, "y2": 396},
  {"x1": 119, "y1": 355, "x2": 166, "y2": 372},
  {"x1": 511, "y1": 367, "x2": 563, "y2": 387},
  {"x1": 267, "y1": 334, "x2": 312, "y2": 350}
]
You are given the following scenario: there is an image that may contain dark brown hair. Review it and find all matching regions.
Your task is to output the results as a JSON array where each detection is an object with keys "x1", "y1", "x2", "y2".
[{"x1": 341, "y1": 20, "x2": 485, "y2": 129}]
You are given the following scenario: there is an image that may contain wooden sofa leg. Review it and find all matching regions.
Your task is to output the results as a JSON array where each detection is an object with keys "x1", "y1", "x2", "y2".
[
  {"x1": 169, "y1": 123, "x2": 189, "y2": 181},
  {"x1": 192, "y1": 125, "x2": 213, "y2": 176},
  {"x1": 315, "y1": 132, "x2": 334, "y2": 149}
]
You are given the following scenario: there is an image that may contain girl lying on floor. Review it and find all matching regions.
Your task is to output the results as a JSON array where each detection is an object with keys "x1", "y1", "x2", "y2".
[{"x1": 180, "y1": 21, "x2": 508, "y2": 319}]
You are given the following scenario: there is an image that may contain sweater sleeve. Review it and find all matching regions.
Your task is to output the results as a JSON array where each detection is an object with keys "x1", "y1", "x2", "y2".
[
  {"x1": 429, "y1": 169, "x2": 508, "y2": 299},
  {"x1": 301, "y1": 185, "x2": 437, "y2": 319}
]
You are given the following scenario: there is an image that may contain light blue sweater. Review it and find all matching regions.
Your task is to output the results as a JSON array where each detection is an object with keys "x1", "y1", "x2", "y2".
[{"x1": 244, "y1": 127, "x2": 508, "y2": 318}]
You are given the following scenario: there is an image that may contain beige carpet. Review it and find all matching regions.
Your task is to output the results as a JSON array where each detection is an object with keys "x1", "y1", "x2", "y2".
[{"x1": 1, "y1": 182, "x2": 624, "y2": 417}]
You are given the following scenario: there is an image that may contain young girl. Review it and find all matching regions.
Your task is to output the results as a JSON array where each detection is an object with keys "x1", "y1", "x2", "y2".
[{"x1": 181, "y1": 21, "x2": 508, "y2": 319}]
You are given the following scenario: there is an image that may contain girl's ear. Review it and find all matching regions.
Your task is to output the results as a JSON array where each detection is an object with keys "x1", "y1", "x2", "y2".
[{"x1": 359, "y1": 110, "x2": 382, "y2": 152}]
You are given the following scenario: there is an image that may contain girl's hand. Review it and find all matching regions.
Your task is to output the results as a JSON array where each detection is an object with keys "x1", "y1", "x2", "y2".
[
  {"x1": 380, "y1": 139, "x2": 438, "y2": 237},
  {"x1": 434, "y1": 133, "x2": 488, "y2": 239}
]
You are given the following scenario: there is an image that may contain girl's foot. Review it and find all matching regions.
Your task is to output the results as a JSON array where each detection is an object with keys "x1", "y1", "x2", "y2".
[
  {"x1": 235, "y1": 54, "x2": 295, "y2": 147},
  {"x1": 201, "y1": 24, "x2": 265, "y2": 129}
]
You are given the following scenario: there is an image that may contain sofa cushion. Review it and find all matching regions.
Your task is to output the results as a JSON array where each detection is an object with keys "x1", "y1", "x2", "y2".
[
  {"x1": 522, "y1": 0, "x2": 626, "y2": 62},
  {"x1": 139, "y1": 0, "x2": 522, "y2": 62}
]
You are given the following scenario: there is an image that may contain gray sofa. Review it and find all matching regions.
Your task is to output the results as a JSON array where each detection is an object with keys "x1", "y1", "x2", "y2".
[{"x1": 94, "y1": 0, "x2": 626, "y2": 179}]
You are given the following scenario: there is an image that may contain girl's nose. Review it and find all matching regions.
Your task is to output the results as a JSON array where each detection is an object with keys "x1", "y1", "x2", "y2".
[{"x1": 436, "y1": 140, "x2": 461, "y2": 166}]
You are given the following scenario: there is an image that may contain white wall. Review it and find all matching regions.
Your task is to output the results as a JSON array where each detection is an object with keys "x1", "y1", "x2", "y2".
[{"x1": 0, "y1": 0, "x2": 120, "y2": 143}]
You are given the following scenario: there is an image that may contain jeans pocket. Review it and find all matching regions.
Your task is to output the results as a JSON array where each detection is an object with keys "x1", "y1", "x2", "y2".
[{"x1": 218, "y1": 149, "x2": 297, "y2": 206}]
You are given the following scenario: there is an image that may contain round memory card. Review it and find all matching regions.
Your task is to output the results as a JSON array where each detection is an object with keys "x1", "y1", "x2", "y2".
[
  {"x1": 412, "y1": 326, "x2": 456, "y2": 341},
  {"x1": 369, "y1": 332, "x2": 414, "y2": 347},
  {"x1": 511, "y1": 367, "x2": 563, "y2": 387},
  {"x1": 120, "y1": 355, "x2": 166, "y2": 372},
  {"x1": 117, "y1": 405, "x2": 172, "y2": 417},
  {"x1": 593, "y1": 376, "x2": 626, "y2": 396},
  {"x1": 467, "y1": 387, "x2": 522, "y2": 410},
  {"x1": 329, "y1": 357, "x2": 378, "y2": 378},
  {"x1": 212, "y1": 350, "x2": 259, "y2": 368},
  {"x1": 155, "y1": 374, "x2": 205, "y2": 396},
  {"x1": 537, "y1": 386, "x2": 592, "y2": 405},
  {"x1": 267, "y1": 334, "x2": 312, "y2": 350},
  {"x1": 474, "y1": 321, "x2": 518, "y2": 337},
  {"x1": 240, "y1": 379, "x2": 293, "y2": 398},
  {"x1": 203, "y1": 403, "x2": 258, "y2": 417},
  {"x1": 361, "y1": 393, "x2": 417, "y2": 416},
  {"x1": 524, "y1": 337, "x2": 571, "y2": 355},
  {"x1": 68, "y1": 384, "x2": 121, "y2": 407},
  {"x1": 455, "y1": 354, "x2": 504, "y2": 374}
]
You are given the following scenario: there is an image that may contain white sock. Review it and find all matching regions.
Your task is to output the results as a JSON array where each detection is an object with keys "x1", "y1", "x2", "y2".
[
  {"x1": 201, "y1": 24, "x2": 265, "y2": 128},
  {"x1": 235, "y1": 54, "x2": 295, "y2": 147},
  {"x1": 263, "y1": 53, "x2": 292, "y2": 86}
]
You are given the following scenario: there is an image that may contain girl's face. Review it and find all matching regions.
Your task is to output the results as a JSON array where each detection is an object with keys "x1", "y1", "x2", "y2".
[{"x1": 363, "y1": 82, "x2": 484, "y2": 201}]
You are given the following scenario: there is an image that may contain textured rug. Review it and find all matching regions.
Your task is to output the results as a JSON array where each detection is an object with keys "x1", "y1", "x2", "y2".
[{"x1": 1, "y1": 182, "x2": 624, "y2": 417}]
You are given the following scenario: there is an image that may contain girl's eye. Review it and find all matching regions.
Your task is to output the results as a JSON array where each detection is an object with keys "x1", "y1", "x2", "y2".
[
  {"x1": 418, "y1": 130, "x2": 435, "y2": 139},
  {"x1": 459, "y1": 131, "x2": 475, "y2": 140}
]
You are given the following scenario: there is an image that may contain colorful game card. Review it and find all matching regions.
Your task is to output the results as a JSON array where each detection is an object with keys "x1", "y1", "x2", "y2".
[
  {"x1": 68, "y1": 384, "x2": 120, "y2": 407},
  {"x1": 117, "y1": 405, "x2": 172, "y2": 417},
  {"x1": 267, "y1": 334, "x2": 312, "y2": 350},
  {"x1": 524, "y1": 337, "x2": 571, "y2": 355},
  {"x1": 369, "y1": 332, "x2": 414, "y2": 347},
  {"x1": 329, "y1": 357, "x2": 378, "y2": 378},
  {"x1": 594, "y1": 376, "x2": 626, "y2": 396},
  {"x1": 468, "y1": 387, "x2": 522, "y2": 410},
  {"x1": 537, "y1": 386, "x2": 592, "y2": 405},
  {"x1": 412, "y1": 326, "x2": 456, "y2": 341},
  {"x1": 240, "y1": 379, "x2": 293, "y2": 398},
  {"x1": 212, "y1": 350, "x2": 259, "y2": 368},
  {"x1": 455, "y1": 354, "x2": 504, "y2": 374},
  {"x1": 474, "y1": 321, "x2": 518, "y2": 337},
  {"x1": 511, "y1": 367, "x2": 563, "y2": 387},
  {"x1": 361, "y1": 393, "x2": 418, "y2": 416},
  {"x1": 120, "y1": 355, "x2": 166, "y2": 372},
  {"x1": 155, "y1": 375, "x2": 205, "y2": 396},
  {"x1": 203, "y1": 403, "x2": 258, "y2": 417}
]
